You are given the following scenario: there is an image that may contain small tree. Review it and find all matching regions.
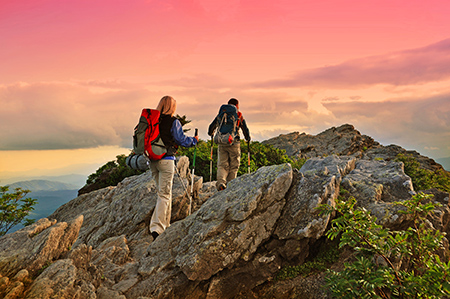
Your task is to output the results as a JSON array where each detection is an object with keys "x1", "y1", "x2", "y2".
[
  {"x1": 176, "y1": 114, "x2": 191, "y2": 133},
  {"x1": 319, "y1": 192, "x2": 450, "y2": 298},
  {"x1": 0, "y1": 186, "x2": 37, "y2": 236}
]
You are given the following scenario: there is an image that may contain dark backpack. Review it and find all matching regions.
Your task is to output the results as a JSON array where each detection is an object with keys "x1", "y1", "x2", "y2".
[
  {"x1": 126, "y1": 109, "x2": 166, "y2": 170},
  {"x1": 213, "y1": 104, "x2": 239, "y2": 145}
]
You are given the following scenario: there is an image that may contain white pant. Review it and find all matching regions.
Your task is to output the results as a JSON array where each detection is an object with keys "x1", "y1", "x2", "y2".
[
  {"x1": 149, "y1": 159, "x2": 174, "y2": 234},
  {"x1": 216, "y1": 142, "x2": 241, "y2": 190}
]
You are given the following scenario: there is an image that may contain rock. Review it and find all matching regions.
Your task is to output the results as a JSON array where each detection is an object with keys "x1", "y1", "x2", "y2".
[
  {"x1": 0, "y1": 276, "x2": 9, "y2": 294},
  {"x1": 251, "y1": 272, "x2": 332, "y2": 299},
  {"x1": 263, "y1": 124, "x2": 448, "y2": 176},
  {"x1": 49, "y1": 169, "x2": 202, "y2": 249},
  {"x1": 4, "y1": 281, "x2": 24, "y2": 299},
  {"x1": 97, "y1": 286, "x2": 127, "y2": 299},
  {"x1": 263, "y1": 124, "x2": 379, "y2": 159},
  {"x1": 176, "y1": 155, "x2": 190, "y2": 178},
  {"x1": 364, "y1": 144, "x2": 447, "y2": 172},
  {"x1": 176, "y1": 163, "x2": 293, "y2": 281},
  {"x1": 25, "y1": 259, "x2": 79, "y2": 299},
  {"x1": 280, "y1": 155, "x2": 356, "y2": 240},
  {"x1": 12, "y1": 269, "x2": 28, "y2": 282},
  {"x1": 420, "y1": 188, "x2": 450, "y2": 236},
  {"x1": 1, "y1": 127, "x2": 449, "y2": 299},
  {"x1": 341, "y1": 159, "x2": 414, "y2": 227},
  {"x1": 129, "y1": 164, "x2": 293, "y2": 298},
  {"x1": 0, "y1": 216, "x2": 83, "y2": 277}
]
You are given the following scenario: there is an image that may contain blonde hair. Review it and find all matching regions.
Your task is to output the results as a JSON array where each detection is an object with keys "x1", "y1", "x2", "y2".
[{"x1": 156, "y1": 95, "x2": 177, "y2": 116}]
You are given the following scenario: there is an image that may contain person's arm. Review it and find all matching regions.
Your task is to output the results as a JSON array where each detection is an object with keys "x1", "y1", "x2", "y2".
[
  {"x1": 239, "y1": 115, "x2": 251, "y2": 141},
  {"x1": 208, "y1": 117, "x2": 218, "y2": 136},
  {"x1": 171, "y1": 119, "x2": 197, "y2": 147}
]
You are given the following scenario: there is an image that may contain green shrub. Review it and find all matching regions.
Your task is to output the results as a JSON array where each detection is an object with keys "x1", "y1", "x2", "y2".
[
  {"x1": 85, "y1": 138, "x2": 308, "y2": 192},
  {"x1": 85, "y1": 139, "x2": 306, "y2": 192},
  {"x1": 395, "y1": 153, "x2": 450, "y2": 192},
  {"x1": 318, "y1": 192, "x2": 450, "y2": 298},
  {"x1": 1, "y1": 186, "x2": 37, "y2": 236},
  {"x1": 177, "y1": 140, "x2": 306, "y2": 181},
  {"x1": 85, "y1": 154, "x2": 145, "y2": 188}
]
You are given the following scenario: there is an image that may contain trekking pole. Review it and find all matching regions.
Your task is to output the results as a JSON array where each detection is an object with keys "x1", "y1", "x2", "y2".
[
  {"x1": 174, "y1": 159, "x2": 192, "y2": 204},
  {"x1": 209, "y1": 135, "x2": 214, "y2": 183},
  {"x1": 189, "y1": 128, "x2": 198, "y2": 215},
  {"x1": 247, "y1": 140, "x2": 251, "y2": 174}
]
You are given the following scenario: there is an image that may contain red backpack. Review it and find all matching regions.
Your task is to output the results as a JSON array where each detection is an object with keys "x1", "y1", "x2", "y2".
[{"x1": 132, "y1": 109, "x2": 167, "y2": 160}]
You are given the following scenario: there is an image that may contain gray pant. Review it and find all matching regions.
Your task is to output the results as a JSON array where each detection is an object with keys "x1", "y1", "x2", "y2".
[
  {"x1": 150, "y1": 159, "x2": 174, "y2": 234},
  {"x1": 216, "y1": 142, "x2": 241, "y2": 190}
]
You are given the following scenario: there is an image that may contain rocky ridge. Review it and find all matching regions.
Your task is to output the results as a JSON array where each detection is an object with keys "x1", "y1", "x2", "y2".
[
  {"x1": 1, "y1": 124, "x2": 449, "y2": 299},
  {"x1": 263, "y1": 124, "x2": 445, "y2": 172}
]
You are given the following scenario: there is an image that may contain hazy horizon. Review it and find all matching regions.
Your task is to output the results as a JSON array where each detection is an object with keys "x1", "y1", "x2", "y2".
[{"x1": 2, "y1": 130, "x2": 449, "y2": 186}]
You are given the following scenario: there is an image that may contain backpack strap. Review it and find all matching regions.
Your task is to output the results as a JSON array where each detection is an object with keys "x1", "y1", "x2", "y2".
[{"x1": 217, "y1": 112, "x2": 226, "y2": 131}]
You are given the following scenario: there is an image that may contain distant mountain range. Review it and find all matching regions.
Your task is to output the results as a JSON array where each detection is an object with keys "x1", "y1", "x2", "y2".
[
  {"x1": 1, "y1": 173, "x2": 87, "y2": 188},
  {"x1": 7, "y1": 180, "x2": 79, "y2": 192}
]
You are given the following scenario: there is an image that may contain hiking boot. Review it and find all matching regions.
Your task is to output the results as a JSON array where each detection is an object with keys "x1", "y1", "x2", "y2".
[
  {"x1": 218, "y1": 183, "x2": 226, "y2": 191},
  {"x1": 151, "y1": 231, "x2": 159, "y2": 240}
]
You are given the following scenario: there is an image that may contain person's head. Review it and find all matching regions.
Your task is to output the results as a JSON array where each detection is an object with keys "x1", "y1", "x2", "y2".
[
  {"x1": 157, "y1": 95, "x2": 177, "y2": 116},
  {"x1": 228, "y1": 98, "x2": 239, "y2": 109}
]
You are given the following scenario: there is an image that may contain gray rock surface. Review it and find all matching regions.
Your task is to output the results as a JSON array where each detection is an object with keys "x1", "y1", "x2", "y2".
[
  {"x1": 276, "y1": 155, "x2": 357, "y2": 242},
  {"x1": 263, "y1": 124, "x2": 379, "y2": 159},
  {"x1": 131, "y1": 163, "x2": 293, "y2": 298},
  {"x1": 0, "y1": 216, "x2": 82, "y2": 277},
  {"x1": 264, "y1": 124, "x2": 446, "y2": 174}
]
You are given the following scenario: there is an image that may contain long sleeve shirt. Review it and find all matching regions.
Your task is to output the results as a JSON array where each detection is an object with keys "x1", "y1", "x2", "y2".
[{"x1": 162, "y1": 119, "x2": 197, "y2": 160}]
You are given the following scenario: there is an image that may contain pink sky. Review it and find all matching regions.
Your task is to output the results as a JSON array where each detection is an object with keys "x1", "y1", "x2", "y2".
[{"x1": 1, "y1": 0, "x2": 450, "y2": 181}]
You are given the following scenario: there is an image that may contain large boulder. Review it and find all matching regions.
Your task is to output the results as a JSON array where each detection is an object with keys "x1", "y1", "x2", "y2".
[
  {"x1": 341, "y1": 159, "x2": 415, "y2": 227},
  {"x1": 363, "y1": 144, "x2": 447, "y2": 172},
  {"x1": 263, "y1": 124, "x2": 379, "y2": 159},
  {"x1": 276, "y1": 155, "x2": 357, "y2": 240},
  {"x1": 0, "y1": 216, "x2": 83, "y2": 277},
  {"x1": 130, "y1": 163, "x2": 293, "y2": 298},
  {"x1": 49, "y1": 156, "x2": 201, "y2": 249}
]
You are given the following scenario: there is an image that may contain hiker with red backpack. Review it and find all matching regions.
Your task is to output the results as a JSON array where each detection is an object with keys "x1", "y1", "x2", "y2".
[
  {"x1": 149, "y1": 96, "x2": 198, "y2": 240},
  {"x1": 208, "y1": 98, "x2": 251, "y2": 191}
]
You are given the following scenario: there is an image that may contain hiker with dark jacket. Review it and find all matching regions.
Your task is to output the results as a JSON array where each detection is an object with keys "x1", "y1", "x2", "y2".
[
  {"x1": 208, "y1": 98, "x2": 250, "y2": 191},
  {"x1": 150, "y1": 95, "x2": 198, "y2": 240}
]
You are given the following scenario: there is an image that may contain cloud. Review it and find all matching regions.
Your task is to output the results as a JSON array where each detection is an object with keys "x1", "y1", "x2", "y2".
[
  {"x1": 0, "y1": 80, "x2": 317, "y2": 151},
  {"x1": 322, "y1": 96, "x2": 341, "y2": 102},
  {"x1": 2, "y1": 71, "x2": 448, "y2": 161},
  {"x1": 254, "y1": 38, "x2": 450, "y2": 88},
  {"x1": 178, "y1": 87, "x2": 312, "y2": 128},
  {"x1": 322, "y1": 93, "x2": 450, "y2": 157},
  {"x1": 0, "y1": 82, "x2": 155, "y2": 150}
]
